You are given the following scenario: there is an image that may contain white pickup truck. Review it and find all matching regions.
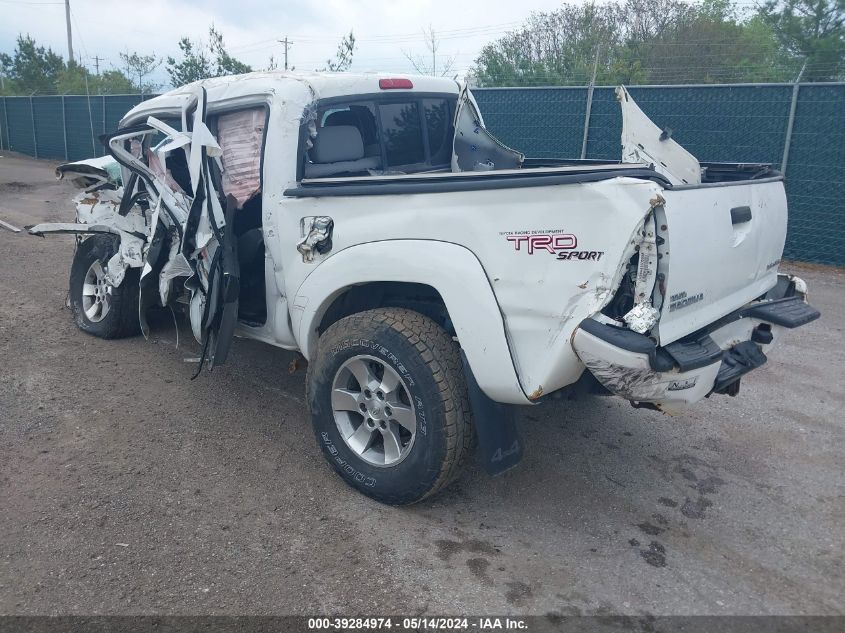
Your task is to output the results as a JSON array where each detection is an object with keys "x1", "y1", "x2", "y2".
[{"x1": 30, "y1": 72, "x2": 819, "y2": 504}]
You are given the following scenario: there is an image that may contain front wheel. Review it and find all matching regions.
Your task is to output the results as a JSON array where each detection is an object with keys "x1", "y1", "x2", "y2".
[
  {"x1": 69, "y1": 235, "x2": 139, "y2": 339},
  {"x1": 306, "y1": 308, "x2": 473, "y2": 505}
]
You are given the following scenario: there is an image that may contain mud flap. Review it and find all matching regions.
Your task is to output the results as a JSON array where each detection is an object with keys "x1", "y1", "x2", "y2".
[{"x1": 461, "y1": 351, "x2": 522, "y2": 475}]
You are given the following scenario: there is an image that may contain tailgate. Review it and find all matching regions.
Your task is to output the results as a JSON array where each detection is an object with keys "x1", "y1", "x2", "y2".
[{"x1": 657, "y1": 180, "x2": 787, "y2": 345}]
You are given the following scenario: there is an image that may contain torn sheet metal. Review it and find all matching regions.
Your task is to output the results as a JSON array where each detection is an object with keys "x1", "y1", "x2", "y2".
[
  {"x1": 28, "y1": 222, "x2": 121, "y2": 237},
  {"x1": 0, "y1": 218, "x2": 23, "y2": 233},
  {"x1": 217, "y1": 108, "x2": 265, "y2": 207},
  {"x1": 297, "y1": 216, "x2": 334, "y2": 262},
  {"x1": 622, "y1": 207, "x2": 660, "y2": 334},
  {"x1": 617, "y1": 86, "x2": 701, "y2": 186},
  {"x1": 452, "y1": 85, "x2": 524, "y2": 172},
  {"x1": 55, "y1": 155, "x2": 122, "y2": 190},
  {"x1": 31, "y1": 84, "x2": 244, "y2": 371}
]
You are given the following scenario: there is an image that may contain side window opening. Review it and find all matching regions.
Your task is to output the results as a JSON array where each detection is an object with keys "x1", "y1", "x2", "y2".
[{"x1": 210, "y1": 106, "x2": 268, "y2": 326}]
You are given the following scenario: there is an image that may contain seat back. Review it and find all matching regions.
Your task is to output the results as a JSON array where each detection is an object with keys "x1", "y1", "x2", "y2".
[{"x1": 305, "y1": 125, "x2": 381, "y2": 178}]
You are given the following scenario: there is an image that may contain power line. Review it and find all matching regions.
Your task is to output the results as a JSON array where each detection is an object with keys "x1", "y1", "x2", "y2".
[
  {"x1": 229, "y1": 21, "x2": 524, "y2": 54},
  {"x1": 0, "y1": 0, "x2": 63, "y2": 4}
]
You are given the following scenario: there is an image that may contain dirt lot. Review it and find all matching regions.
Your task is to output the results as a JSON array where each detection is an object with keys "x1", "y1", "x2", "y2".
[{"x1": 0, "y1": 152, "x2": 843, "y2": 617}]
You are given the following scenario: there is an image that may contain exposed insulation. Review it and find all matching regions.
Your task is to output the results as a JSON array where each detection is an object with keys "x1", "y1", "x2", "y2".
[{"x1": 217, "y1": 108, "x2": 266, "y2": 207}]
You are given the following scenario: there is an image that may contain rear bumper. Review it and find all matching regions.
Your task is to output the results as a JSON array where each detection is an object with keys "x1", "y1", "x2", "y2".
[{"x1": 571, "y1": 274, "x2": 819, "y2": 411}]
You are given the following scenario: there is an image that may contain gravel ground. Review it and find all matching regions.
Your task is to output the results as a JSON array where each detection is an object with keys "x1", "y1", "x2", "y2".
[{"x1": 0, "y1": 152, "x2": 843, "y2": 617}]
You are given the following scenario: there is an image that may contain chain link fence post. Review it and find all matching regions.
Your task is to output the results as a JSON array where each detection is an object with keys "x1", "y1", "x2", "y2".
[
  {"x1": 0, "y1": 97, "x2": 5, "y2": 151},
  {"x1": 61, "y1": 95, "x2": 69, "y2": 161},
  {"x1": 780, "y1": 63, "x2": 806, "y2": 175},
  {"x1": 29, "y1": 95, "x2": 38, "y2": 159},
  {"x1": 780, "y1": 82, "x2": 801, "y2": 174},
  {"x1": 4, "y1": 97, "x2": 8, "y2": 152},
  {"x1": 580, "y1": 46, "x2": 601, "y2": 159}
]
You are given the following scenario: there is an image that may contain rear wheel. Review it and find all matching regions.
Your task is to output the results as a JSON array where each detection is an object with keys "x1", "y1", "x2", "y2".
[
  {"x1": 307, "y1": 308, "x2": 473, "y2": 505},
  {"x1": 69, "y1": 235, "x2": 139, "y2": 339}
]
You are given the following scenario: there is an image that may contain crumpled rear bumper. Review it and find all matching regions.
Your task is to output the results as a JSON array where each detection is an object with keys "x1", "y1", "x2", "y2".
[{"x1": 572, "y1": 274, "x2": 820, "y2": 412}]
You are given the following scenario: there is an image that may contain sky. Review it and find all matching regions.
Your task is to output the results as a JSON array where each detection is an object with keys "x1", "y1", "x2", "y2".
[{"x1": 0, "y1": 0, "x2": 566, "y2": 89}]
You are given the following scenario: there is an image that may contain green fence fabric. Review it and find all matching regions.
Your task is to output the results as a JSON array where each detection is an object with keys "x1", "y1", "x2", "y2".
[
  {"x1": 578, "y1": 85, "x2": 794, "y2": 164},
  {"x1": 473, "y1": 87, "x2": 588, "y2": 158},
  {"x1": 2, "y1": 87, "x2": 843, "y2": 265},
  {"x1": 4, "y1": 97, "x2": 36, "y2": 157},
  {"x1": 32, "y1": 96, "x2": 65, "y2": 160},
  {"x1": 783, "y1": 85, "x2": 845, "y2": 266}
]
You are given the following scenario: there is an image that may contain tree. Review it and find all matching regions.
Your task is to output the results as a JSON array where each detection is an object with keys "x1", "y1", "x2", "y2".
[
  {"x1": 322, "y1": 31, "x2": 356, "y2": 72},
  {"x1": 0, "y1": 33, "x2": 139, "y2": 95},
  {"x1": 166, "y1": 36, "x2": 213, "y2": 86},
  {"x1": 471, "y1": 0, "x2": 796, "y2": 86},
  {"x1": 210, "y1": 27, "x2": 252, "y2": 75},
  {"x1": 98, "y1": 69, "x2": 137, "y2": 94},
  {"x1": 403, "y1": 26, "x2": 456, "y2": 76},
  {"x1": 0, "y1": 34, "x2": 65, "y2": 94},
  {"x1": 759, "y1": 0, "x2": 845, "y2": 80},
  {"x1": 472, "y1": 3, "x2": 620, "y2": 86},
  {"x1": 166, "y1": 25, "x2": 252, "y2": 87},
  {"x1": 55, "y1": 63, "x2": 135, "y2": 95},
  {"x1": 615, "y1": 0, "x2": 795, "y2": 83},
  {"x1": 120, "y1": 51, "x2": 161, "y2": 93}
]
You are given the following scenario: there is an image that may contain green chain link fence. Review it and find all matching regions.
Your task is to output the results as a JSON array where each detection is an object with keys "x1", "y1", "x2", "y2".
[{"x1": 1, "y1": 85, "x2": 842, "y2": 265}]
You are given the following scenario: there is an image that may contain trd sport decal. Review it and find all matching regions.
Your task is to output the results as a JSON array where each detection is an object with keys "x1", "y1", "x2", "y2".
[{"x1": 501, "y1": 230, "x2": 604, "y2": 261}]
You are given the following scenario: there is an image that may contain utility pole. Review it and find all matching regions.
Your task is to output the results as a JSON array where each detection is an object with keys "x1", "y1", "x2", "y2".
[
  {"x1": 93, "y1": 55, "x2": 102, "y2": 76},
  {"x1": 278, "y1": 37, "x2": 293, "y2": 71},
  {"x1": 430, "y1": 28, "x2": 437, "y2": 77},
  {"x1": 65, "y1": 0, "x2": 74, "y2": 65}
]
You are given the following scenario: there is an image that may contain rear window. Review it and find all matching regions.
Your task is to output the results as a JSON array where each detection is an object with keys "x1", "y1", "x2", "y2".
[
  {"x1": 379, "y1": 102, "x2": 425, "y2": 167},
  {"x1": 423, "y1": 99, "x2": 452, "y2": 165},
  {"x1": 305, "y1": 94, "x2": 455, "y2": 179}
]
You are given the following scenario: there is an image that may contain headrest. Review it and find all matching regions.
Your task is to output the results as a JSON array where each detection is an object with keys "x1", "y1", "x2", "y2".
[{"x1": 312, "y1": 125, "x2": 364, "y2": 163}]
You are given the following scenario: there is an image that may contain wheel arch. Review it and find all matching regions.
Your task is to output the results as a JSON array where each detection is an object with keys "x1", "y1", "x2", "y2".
[
  {"x1": 318, "y1": 281, "x2": 453, "y2": 337},
  {"x1": 292, "y1": 240, "x2": 529, "y2": 405}
]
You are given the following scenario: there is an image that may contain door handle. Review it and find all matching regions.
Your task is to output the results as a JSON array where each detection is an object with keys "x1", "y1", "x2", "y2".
[{"x1": 731, "y1": 206, "x2": 752, "y2": 224}]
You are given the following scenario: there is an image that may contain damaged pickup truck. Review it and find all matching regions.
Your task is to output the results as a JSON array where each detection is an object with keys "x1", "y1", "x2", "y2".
[{"x1": 31, "y1": 72, "x2": 820, "y2": 504}]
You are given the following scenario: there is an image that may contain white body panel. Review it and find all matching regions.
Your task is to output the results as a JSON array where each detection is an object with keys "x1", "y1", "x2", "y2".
[
  {"x1": 282, "y1": 177, "x2": 662, "y2": 403},
  {"x1": 291, "y1": 240, "x2": 525, "y2": 403},
  {"x1": 657, "y1": 181, "x2": 787, "y2": 344},
  {"x1": 617, "y1": 86, "x2": 701, "y2": 186}
]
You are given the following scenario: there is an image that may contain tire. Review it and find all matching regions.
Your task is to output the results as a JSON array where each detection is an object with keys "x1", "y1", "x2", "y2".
[
  {"x1": 307, "y1": 308, "x2": 473, "y2": 505},
  {"x1": 69, "y1": 235, "x2": 140, "y2": 339}
]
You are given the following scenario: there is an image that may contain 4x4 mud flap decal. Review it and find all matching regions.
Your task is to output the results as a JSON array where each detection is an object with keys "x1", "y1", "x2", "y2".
[{"x1": 461, "y1": 351, "x2": 522, "y2": 475}]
